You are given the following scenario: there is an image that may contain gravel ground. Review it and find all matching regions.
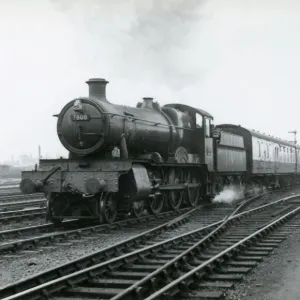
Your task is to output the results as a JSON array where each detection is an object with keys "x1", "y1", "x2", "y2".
[{"x1": 226, "y1": 211, "x2": 300, "y2": 300}]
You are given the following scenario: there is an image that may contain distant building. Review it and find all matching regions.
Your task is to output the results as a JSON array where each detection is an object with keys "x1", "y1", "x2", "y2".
[{"x1": 0, "y1": 165, "x2": 11, "y2": 171}]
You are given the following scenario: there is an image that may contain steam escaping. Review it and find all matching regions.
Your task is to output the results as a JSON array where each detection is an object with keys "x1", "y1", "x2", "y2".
[
  {"x1": 50, "y1": 0, "x2": 209, "y2": 91},
  {"x1": 213, "y1": 185, "x2": 245, "y2": 204}
]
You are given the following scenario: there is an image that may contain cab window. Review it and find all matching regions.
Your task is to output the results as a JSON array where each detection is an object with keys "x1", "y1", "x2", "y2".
[
  {"x1": 196, "y1": 113, "x2": 203, "y2": 128},
  {"x1": 205, "y1": 118, "x2": 210, "y2": 137}
]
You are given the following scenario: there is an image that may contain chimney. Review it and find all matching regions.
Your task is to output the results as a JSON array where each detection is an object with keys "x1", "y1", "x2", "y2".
[
  {"x1": 86, "y1": 78, "x2": 109, "y2": 102},
  {"x1": 141, "y1": 97, "x2": 154, "y2": 109}
]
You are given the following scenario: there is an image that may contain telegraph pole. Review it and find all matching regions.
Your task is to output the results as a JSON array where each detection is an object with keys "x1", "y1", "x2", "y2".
[
  {"x1": 38, "y1": 145, "x2": 41, "y2": 160},
  {"x1": 288, "y1": 130, "x2": 297, "y2": 144}
]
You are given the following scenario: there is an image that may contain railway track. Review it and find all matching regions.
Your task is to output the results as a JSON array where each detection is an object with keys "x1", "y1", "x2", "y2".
[
  {"x1": 0, "y1": 204, "x2": 219, "y2": 258},
  {"x1": 142, "y1": 198, "x2": 300, "y2": 300},
  {"x1": 0, "y1": 202, "x2": 238, "y2": 299},
  {"x1": 0, "y1": 208, "x2": 46, "y2": 223},
  {"x1": 0, "y1": 192, "x2": 46, "y2": 213},
  {"x1": 0, "y1": 200, "x2": 45, "y2": 213},
  {"x1": 0, "y1": 185, "x2": 20, "y2": 194},
  {"x1": 2, "y1": 193, "x2": 299, "y2": 300},
  {"x1": 0, "y1": 188, "x2": 272, "y2": 256},
  {"x1": 0, "y1": 194, "x2": 45, "y2": 223},
  {"x1": 0, "y1": 193, "x2": 45, "y2": 205},
  {"x1": 0, "y1": 189, "x2": 20, "y2": 196}
]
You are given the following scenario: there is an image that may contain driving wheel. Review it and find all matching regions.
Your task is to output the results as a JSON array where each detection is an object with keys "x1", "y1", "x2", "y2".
[
  {"x1": 168, "y1": 168, "x2": 184, "y2": 210},
  {"x1": 185, "y1": 172, "x2": 200, "y2": 207}
]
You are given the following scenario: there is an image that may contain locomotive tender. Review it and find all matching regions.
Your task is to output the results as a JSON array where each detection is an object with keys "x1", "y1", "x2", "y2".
[{"x1": 19, "y1": 78, "x2": 300, "y2": 225}]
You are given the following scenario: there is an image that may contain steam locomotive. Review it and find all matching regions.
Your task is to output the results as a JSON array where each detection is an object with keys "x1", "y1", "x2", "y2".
[{"x1": 19, "y1": 78, "x2": 300, "y2": 225}]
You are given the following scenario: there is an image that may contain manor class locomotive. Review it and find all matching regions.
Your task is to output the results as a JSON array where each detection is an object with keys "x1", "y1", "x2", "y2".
[{"x1": 19, "y1": 78, "x2": 300, "y2": 225}]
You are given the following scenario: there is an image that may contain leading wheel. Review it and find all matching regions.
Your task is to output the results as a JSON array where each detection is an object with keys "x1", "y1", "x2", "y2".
[
  {"x1": 148, "y1": 193, "x2": 165, "y2": 215},
  {"x1": 101, "y1": 193, "x2": 117, "y2": 224},
  {"x1": 46, "y1": 193, "x2": 63, "y2": 227}
]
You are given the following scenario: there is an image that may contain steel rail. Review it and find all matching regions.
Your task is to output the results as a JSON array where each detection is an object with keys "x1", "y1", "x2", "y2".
[
  {"x1": 3, "y1": 194, "x2": 297, "y2": 300},
  {"x1": 0, "y1": 208, "x2": 46, "y2": 222},
  {"x1": 0, "y1": 194, "x2": 44, "y2": 203},
  {"x1": 0, "y1": 200, "x2": 45, "y2": 212},
  {"x1": 0, "y1": 208, "x2": 44, "y2": 218},
  {"x1": 0, "y1": 219, "x2": 85, "y2": 240},
  {"x1": 0, "y1": 212, "x2": 45, "y2": 224}
]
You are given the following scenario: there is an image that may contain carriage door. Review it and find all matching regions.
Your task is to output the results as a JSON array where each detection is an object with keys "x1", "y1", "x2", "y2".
[
  {"x1": 275, "y1": 146, "x2": 279, "y2": 173},
  {"x1": 204, "y1": 117, "x2": 214, "y2": 171}
]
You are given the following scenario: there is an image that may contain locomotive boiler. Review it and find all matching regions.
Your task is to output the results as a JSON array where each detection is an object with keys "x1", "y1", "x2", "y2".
[
  {"x1": 57, "y1": 78, "x2": 195, "y2": 159},
  {"x1": 20, "y1": 78, "x2": 212, "y2": 225}
]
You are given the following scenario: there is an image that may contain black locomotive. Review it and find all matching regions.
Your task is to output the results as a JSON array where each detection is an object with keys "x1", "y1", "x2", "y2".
[{"x1": 19, "y1": 78, "x2": 300, "y2": 225}]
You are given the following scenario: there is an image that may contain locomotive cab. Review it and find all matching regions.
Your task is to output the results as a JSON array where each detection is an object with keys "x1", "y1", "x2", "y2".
[{"x1": 163, "y1": 104, "x2": 214, "y2": 168}]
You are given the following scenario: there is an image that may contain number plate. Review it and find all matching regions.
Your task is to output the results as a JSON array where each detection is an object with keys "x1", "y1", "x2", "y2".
[{"x1": 71, "y1": 114, "x2": 90, "y2": 121}]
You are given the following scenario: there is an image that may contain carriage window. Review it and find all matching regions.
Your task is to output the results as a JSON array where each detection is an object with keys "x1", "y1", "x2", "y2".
[
  {"x1": 205, "y1": 118, "x2": 210, "y2": 137},
  {"x1": 267, "y1": 144, "x2": 269, "y2": 158},
  {"x1": 196, "y1": 113, "x2": 203, "y2": 128},
  {"x1": 293, "y1": 150, "x2": 295, "y2": 161},
  {"x1": 292, "y1": 149, "x2": 294, "y2": 161},
  {"x1": 258, "y1": 142, "x2": 261, "y2": 157}
]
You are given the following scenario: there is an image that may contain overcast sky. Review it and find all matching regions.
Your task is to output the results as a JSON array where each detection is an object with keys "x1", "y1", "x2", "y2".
[{"x1": 1, "y1": 0, "x2": 300, "y2": 161}]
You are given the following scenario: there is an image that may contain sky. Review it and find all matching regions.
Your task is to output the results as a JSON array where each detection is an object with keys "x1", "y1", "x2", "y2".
[{"x1": 1, "y1": 0, "x2": 300, "y2": 161}]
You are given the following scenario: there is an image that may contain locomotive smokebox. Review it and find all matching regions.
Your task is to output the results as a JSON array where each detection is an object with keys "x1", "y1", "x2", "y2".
[{"x1": 86, "y1": 78, "x2": 109, "y2": 102}]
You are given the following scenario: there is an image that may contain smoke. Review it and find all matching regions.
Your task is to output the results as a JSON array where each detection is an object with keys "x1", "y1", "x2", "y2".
[
  {"x1": 213, "y1": 183, "x2": 269, "y2": 204},
  {"x1": 213, "y1": 185, "x2": 245, "y2": 204},
  {"x1": 50, "y1": 0, "x2": 209, "y2": 91}
]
